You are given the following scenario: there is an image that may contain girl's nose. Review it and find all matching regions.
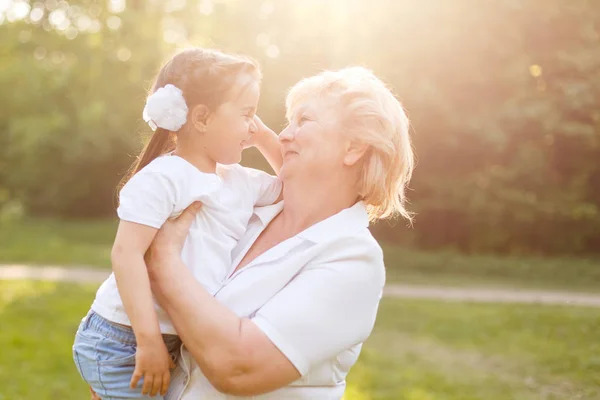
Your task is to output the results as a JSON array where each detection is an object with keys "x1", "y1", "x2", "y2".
[{"x1": 249, "y1": 120, "x2": 258, "y2": 134}]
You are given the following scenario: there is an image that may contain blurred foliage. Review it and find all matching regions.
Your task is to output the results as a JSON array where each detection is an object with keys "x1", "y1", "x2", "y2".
[
  {"x1": 3, "y1": 218, "x2": 600, "y2": 292},
  {"x1": 1, "y1": 0, "x2": 599, "y2": 254}
]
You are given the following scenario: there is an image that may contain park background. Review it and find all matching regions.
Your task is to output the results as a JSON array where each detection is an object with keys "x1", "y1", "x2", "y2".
[{"x1": 0, "y1": 0, "x2": 599, "y2": 399}]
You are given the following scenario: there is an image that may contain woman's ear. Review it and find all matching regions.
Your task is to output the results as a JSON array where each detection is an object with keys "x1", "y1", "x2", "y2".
[
  {"x1": 191, "y1": 104, "x2": 211, "y2": 132},
  {"x1": 343, "y1": 140, "x2": 370, "y2": 166}
]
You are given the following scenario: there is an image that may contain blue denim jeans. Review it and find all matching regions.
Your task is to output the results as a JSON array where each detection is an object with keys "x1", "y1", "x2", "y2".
[{"x1": 73, "y1": 311, "x2": 181, "y2": 400}]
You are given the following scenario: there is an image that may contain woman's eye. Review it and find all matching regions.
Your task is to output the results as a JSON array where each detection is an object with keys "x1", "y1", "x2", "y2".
[{"x1": 298, "y1": 115, "x2": 310, "y2": 124}]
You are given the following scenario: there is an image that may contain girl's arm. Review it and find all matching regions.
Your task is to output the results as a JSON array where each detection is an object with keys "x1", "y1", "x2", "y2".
[
  {"x1": 111, "y1": 221, "x2": 174, "y2": 396},
  {"x1": 111, "y1": 221, "x2": 161, "y2": 342},
  {"x1": 253, "y1": 116, "x2": 283, "y2": 175}
]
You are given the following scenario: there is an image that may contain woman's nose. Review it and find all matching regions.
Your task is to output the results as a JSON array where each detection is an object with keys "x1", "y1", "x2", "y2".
[{"x1": 278, "y1": 126, "x2": 294, "y2": 143}]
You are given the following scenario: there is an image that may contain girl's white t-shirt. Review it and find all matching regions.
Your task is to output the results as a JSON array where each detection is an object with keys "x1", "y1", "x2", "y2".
[{"x1": 91, "y1": 155, "x2": 282, "y2": 334}]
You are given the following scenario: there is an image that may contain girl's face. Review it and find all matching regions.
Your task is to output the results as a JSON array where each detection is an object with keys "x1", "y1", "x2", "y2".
[{"x1": 203, "y1": 77, "x2": 260, "y2": 165}]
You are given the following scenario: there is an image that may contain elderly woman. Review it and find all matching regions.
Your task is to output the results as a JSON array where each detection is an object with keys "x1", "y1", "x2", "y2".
[{"x1": 93, "y1": 66, "x2": 413, "y2": 399}]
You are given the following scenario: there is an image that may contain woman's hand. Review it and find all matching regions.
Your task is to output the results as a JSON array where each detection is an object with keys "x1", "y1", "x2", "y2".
[
  {"x1": 145, "y1": 201, "x2": 203, "y2": 300},
  {"x1": 146, "y1": 202, "x2": 202, "y2": 268}
]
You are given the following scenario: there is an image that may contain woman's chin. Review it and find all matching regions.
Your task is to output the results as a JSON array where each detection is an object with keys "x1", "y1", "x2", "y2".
[{"x1": 279, "y1": 165, "x2": 292, "y2": 181}]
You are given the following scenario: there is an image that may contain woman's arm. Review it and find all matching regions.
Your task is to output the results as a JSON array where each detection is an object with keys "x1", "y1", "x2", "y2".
[
  {"x1": 153, "y1": 262, "x2": 300, "y2": 394},
  {"x1": 146, "y1": 204, "x2": 299, "y2": 395},
  {"x1": 147, "y1": 204, "x2": 384, "y2": 396}
]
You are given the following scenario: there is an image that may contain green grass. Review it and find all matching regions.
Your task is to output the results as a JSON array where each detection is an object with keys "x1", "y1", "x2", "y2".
[
  {"x1": 0, "y1": 280, "x2": 94, "y2": 399},
  {"x1": 1, "y1": 218, "x2": 600, "y2": 292},
  {"x1": 0, "y1": 218, "x2": 116, "y2": 268},
  {"x1": 347, "y1": 298, "x2": 600, "y2": 400},
  {"x1": 383, "y1": 245, "x2": 600, "y2": 292},
  {"x1": 1, "y1": 280, "x2": 599, "y2": 400}
]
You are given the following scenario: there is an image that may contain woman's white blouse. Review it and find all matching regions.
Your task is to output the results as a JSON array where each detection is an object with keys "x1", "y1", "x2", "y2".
[{"x1": 167, "y1": 201, "x2": 386, "y2": 400}]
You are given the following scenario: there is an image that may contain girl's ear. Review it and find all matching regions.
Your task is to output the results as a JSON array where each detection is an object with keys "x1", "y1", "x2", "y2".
[{"x1": 191, "y1": 104, "x2": 211, "y2": 132}]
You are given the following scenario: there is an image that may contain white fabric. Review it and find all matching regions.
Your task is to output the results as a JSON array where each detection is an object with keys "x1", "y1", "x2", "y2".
[
  {"x1": 143, "y1": 84, "x2": 189, "y2": 132},
  {"x1": 91, "y1": 154, "x2": 282, "y2": 334},
  {"x1": 168, "y1": 201, "x2": 386, "y2": 400}
]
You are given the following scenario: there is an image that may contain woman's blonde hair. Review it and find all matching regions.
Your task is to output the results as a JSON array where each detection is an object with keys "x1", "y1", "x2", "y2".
[{"x1": 286, "y1": 67, "x2": 414, "y2": 222}]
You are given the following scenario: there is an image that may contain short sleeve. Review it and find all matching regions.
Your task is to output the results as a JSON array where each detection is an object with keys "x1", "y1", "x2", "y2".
[
  {"x1": 250, "y1": 240, "x2": 385, "y2": 375},
  {"x1": 240, "y1": 166, "x2": 282, "y2": 207},
  {"x1": 117, "y1": 169, "x2": 178, "y2": 229}
]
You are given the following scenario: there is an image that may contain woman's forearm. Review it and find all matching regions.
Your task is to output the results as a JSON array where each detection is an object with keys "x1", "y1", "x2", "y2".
[
  {"x1": 146, "y1": 206, "x2": 300, "y2": 395},
  {"x1": 150, "y1": 256, "x2": 248, "y2": 388}
]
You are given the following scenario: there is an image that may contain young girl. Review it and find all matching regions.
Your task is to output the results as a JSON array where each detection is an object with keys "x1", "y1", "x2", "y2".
[{"x1": 72, "y1": 48, "x2": 282, "y2": 399}]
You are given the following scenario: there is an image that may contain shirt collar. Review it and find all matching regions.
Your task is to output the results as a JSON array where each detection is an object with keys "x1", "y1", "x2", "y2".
[
  {"x1": 253, "y1": 201, "x2": 284, "y2": 225},
  {"x1": 297, "y1": 201, "x2": 369, "y2": 243},
  {"x1": 252, "y1": 201, "x2": 369, "y2": 243}
]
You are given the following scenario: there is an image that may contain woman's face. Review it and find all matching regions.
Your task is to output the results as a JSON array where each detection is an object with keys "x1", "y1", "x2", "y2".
[{"x1": 278, "y1": 97, "x2": 349, "y2": 181}]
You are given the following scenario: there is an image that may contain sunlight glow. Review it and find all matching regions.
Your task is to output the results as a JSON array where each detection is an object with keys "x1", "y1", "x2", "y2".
[
  {"x1": 256, "y1": 32, "x2": 269, "y2": 47},
  {"x1": 8, "y1": 0, "x2": 30, "y2": 21},
  {"x1": 258, "y1": 0, "x2": 273, "y2": 19},
  {"x1": 65, "y1": 26, "x2": 77, "y2": 39},
  {"x1": 106, "y1": 15, "x2": 121, "y2": 30},
  {"x1": 48, "y1": 8, "x2": 66, "y2": 28},
  {"x1": 33, "y1": 46, "x2": 47, "y2": 60},
  {"x1": 0, "y1": 0, "x2": 10, "y2": 13},
  {"x1": 529, "y1": 64, "x2": 542, "y2": 77},
  {"x1": 76, "y1": 14, "x2": 91, "y2": 31},
  {"x1": 29, "y1": 6, "x2": 44, "y2": 22},
  {"x1": 198, "y1": 0, "x2": 213, "y2": 16},
  {"x1": 108, "y1": 0, "x2": 126, "y2": 14},
  {"x1": 265, "y1": 44, "x2": 279, "y2": 58},
  {"x1": 117, "y1": 47, "x2": 132, "y2": 62}
]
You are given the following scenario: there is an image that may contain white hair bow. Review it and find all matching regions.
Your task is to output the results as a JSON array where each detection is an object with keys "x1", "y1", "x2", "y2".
[{"x1": 142, "y1": 84, "x2": 189, "y2": 132}]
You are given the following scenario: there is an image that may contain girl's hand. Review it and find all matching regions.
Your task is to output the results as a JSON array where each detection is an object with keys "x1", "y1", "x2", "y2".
[
  {"x1": 89, "y1": 387, "x2": 101, "y2": 400},
  {"x1": 130, "y1": 339, "x2": 177, "y2": 396},
  {"x1": 245, "y1": 116, "x2": 283, "y2": 175},
  {"x1": 244, "y1": 116, "x2": 275, "y2": 149}
]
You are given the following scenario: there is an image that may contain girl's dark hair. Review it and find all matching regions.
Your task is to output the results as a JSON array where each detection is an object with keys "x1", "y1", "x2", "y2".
[{"x1": 118, "y1": 48, "x2": 261, "y2": 194}]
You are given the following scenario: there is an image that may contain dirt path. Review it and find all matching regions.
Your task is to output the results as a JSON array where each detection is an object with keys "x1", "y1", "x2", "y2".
[{"x1": 2, "y1": 265, "x2": 600, "y2": 307}]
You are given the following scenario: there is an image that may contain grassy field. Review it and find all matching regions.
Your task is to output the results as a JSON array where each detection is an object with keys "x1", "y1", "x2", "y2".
[
  {"x1": 0, "y1": 280, "x2": 598, "y2": 400},
  {"x1": 0, "y1": 219, "x2": 116, "y2": 268},
  {"x1": 383, "y1": 245, "x2": 600, "y2": 292},
  {"x1": 347, "y1": 299, "x2": 600, "y2": 400},
  {"x1": 1, "y1": 218, "x2": 600, "y2": 292},
  {"x1": 0, "y1": 281, "x2": 91, "y2": 399}
]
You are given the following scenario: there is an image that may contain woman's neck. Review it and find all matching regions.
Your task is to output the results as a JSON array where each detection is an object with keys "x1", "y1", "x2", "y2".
[
  {"x1": 279, "y1": 177, "x2": 359, "y2": 236},
  {"x1": 174, "y1": 144, "x2": 216, "y2": 174}
]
